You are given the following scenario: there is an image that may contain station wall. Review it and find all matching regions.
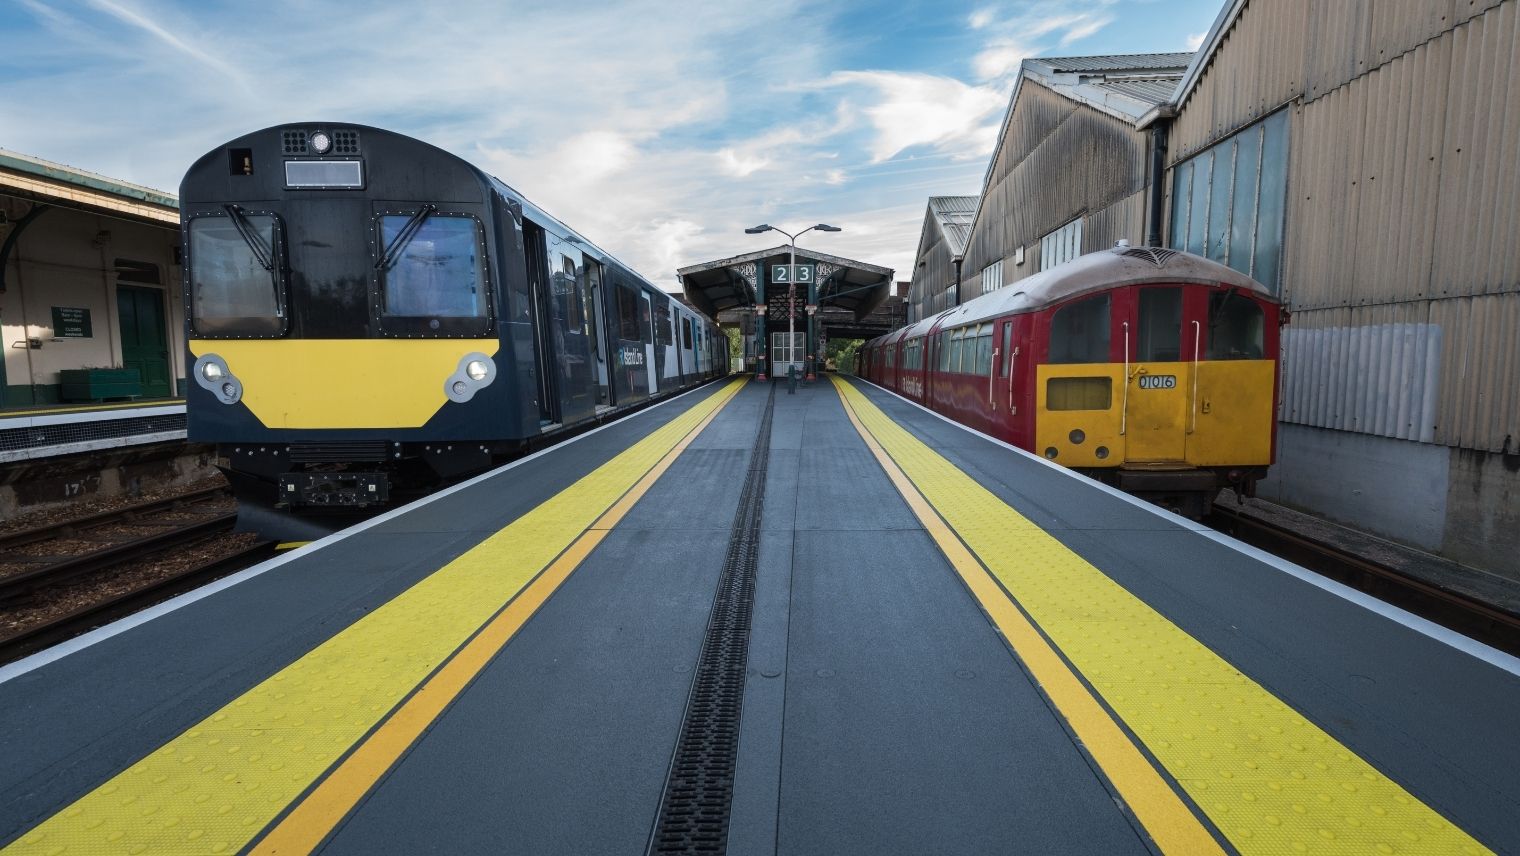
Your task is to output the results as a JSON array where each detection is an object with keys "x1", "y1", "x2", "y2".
[{"x1": 1, "y1": 195, "x2": 184, "y2": 406}]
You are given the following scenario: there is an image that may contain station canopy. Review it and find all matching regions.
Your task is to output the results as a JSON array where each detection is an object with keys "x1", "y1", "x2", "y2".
[{"x1": 678, "y1": 245, "x2": 893, "y2": 322}]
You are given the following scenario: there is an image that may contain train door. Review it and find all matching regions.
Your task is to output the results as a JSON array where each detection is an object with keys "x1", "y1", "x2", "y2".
[
  {"x1": 522, "y1": 221, "x2": 559, "y2": 425},
  {"x1": 641, "y1": 291, "x2": 657, "y2": 393},
  {"x1": 554, "y1": 244, "x2": 595, "y2": 425},
  {"x1": 1124, "y1": 286, "x2": 1187, "y2": 461},
  {"x1": 998, "y1": 318, "x2": 1018, "y2": 417},
  {"x1": 583, "y1": 259, "x2": 610, "y2": 408}
]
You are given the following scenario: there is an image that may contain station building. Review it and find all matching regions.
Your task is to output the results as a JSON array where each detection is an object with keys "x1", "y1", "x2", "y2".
[
  {"x1": 0, "y1": 150, "x2": 184, "y2": 409},
  {"x1": 907, "y1": 0, "x2": 1520, "y2": 577}
]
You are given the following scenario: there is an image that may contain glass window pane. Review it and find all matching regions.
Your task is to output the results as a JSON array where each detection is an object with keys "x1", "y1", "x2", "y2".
[
  {"x1": 1207, "y1": 291, "x2": 1265, "y2": 359},
  {"x1": 999, "y1": 323, "x2": 1012, "y2": 376},
  {"x1": 1138, "y1": 288, "x2": 1183, "y2": 361},
  {"x1": 1186, "y1": 151, "x2": 1211, "y2": 256},
  {"x1": 189, "y1": 215, "x2": 283, "y2": 335},
  {"x1": 1048, "y1": 294, "x2": 1111, "y2": 364},
  {"x1": 977, "y1": 332, "x2": 991, "y2": 375},
  {"x1": 1047, "y1": 377, "x2": 1112, "y2": 410},
  {"x1": 1228, "y1": 126, "x2": 1261, "y2": 273},
  {"x1": 381, "y1": 215, "x2": 484, "y2": 317},
  {"x1": 1207, "y1": 140, "x2": 1234, "y2": 263},
  {"x1": 1254, "y1": 110, "x2": 1290, "y2": 293},
  {"x1": 1170, "y1": 160, "x2": 1193, "y2": 249}
]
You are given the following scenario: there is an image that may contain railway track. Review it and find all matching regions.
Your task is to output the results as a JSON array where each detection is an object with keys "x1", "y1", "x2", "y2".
[
  {"x1": 1207, "y1": 504, "x2": 1520, "y2": 657},
  {"x1": 0, "y1": 487, "x2": 276, "y2": 663}
]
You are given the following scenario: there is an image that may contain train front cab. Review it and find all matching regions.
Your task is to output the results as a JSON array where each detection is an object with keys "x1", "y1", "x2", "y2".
[{"x1": 1033, "y1": 280, "x2": 1279, "y2": 516}]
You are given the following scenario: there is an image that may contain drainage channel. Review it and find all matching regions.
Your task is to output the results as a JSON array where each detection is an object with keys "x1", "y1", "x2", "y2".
[{"x1": 648, "y1": 383, "x2": 776, "y2": 855}]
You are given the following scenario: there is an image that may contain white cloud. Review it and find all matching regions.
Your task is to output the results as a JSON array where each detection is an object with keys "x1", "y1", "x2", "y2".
[
  {"x1": 822, "y1": 71, "x2": 1007, "y2": 164},
  {"x1": 1185, "y1": 31, "x2": 1207, "y2": 51},
  {"x1": 968, "y1": 7, "x2": 996, "y2": 29}
]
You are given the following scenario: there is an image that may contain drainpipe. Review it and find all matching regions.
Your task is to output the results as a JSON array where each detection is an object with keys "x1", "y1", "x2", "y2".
[
  {"x1": 0, "y1": 204, "x2": 50, "y2": 294},
  {"x1": 952, "y1": 255, "x2": 964, "y2": 306},
  {"x1": 1142, "y1": 106, "x2": 1175, "y2": 248}
]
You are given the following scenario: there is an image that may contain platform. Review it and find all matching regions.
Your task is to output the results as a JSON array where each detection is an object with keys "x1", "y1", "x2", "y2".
[
  {"x1": 0, "y1": 400, "x2": 186, "y2": 463},
  {"x1": 1, "y1": 377, "x2": 1517, "y2": 855}
]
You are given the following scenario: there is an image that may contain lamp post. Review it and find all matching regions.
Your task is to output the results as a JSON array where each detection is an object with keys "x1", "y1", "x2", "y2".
[{"x1": 745, "y1": 222, "x2": 841, "y2": 382}]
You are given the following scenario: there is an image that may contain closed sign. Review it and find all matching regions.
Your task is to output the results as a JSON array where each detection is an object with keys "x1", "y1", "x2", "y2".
[{"x1": 1138, "y1": 374, "x2": 1177, "y2": 389}]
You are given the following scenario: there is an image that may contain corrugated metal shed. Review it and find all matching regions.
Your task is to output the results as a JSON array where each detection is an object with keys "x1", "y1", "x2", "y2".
[{"x1": 1029, "y1": 53, "x2": 1195, "y2": 74}]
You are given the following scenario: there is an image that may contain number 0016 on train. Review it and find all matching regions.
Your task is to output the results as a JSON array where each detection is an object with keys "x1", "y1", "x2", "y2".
[
  {"x1": 179, "y1": 124, "x2": 727, "y2": 536},
  {"x1": 859, "y1": 245, "x2": 1282, "y2": 518}
]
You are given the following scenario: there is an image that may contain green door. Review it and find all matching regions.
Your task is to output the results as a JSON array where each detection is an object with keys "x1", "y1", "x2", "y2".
[{"x1": 116, "y1": 285, "x2": 172, "y2": 399}]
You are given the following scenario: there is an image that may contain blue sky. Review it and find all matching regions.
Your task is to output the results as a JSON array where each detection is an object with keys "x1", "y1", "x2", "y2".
[{"x1": 0, "y1": 0, "x2": 1222, "y2": 288}]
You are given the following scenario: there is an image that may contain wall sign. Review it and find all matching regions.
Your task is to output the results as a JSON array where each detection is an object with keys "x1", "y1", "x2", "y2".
[{"x1": 51, "y1": 307, "x2": 92, "y2": 338}]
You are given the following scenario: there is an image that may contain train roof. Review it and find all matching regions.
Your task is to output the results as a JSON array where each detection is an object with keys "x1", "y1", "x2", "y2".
[{"x1": 868, "y1": 245, "x2": 1273, "y2": 346}]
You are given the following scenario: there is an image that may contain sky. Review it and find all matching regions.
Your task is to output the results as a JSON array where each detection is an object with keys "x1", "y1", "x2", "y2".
[{"x1": 0, "y1": 0, "x2": 1222, "y2": 291}]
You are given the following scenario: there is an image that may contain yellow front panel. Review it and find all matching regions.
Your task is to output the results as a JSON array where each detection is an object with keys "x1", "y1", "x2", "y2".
[
  {"x1": 189, "y1": 339, "x2": 499, "y2": 429},
  {"x1": 1035, "y1": 364, "x2": 1124, "y2": 466},
  {"x1": 1186, "y1": 360, "x2": 1276, "y2": 465}
]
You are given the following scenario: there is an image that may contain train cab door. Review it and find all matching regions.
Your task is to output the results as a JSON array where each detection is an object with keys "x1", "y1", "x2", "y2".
[
  {"x1": 998, "y1": 318, "x2": 1017, "y2": 421},
  {"x1": 641, "y1": 291, "x2": 657, "y2": 394},
  {"x1": 554, "y1": 244, "x2": 596, "y2": 425},
  {"x1": 1123, "y1": 286, "x2": 1188, "y2": 462},
  {"x1": 523, "y1": 222, "x2": 560, "y2": 426},
  {"x1": 582, "y1": 258, "x2": 611, "y2": 409}
]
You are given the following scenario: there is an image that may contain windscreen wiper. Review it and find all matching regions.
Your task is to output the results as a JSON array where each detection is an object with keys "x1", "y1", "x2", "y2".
[
  {"x1": 223, "y1": 204, "x2": 274, "y2": 271},
  {"x1": 376, "y1": 204, "x2": 437, "y2": 271}
]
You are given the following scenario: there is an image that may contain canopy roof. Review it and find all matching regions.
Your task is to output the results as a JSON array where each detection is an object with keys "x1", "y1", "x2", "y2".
[{"x1": 677, "y1": 245, "x2": 894, "y2": 321}]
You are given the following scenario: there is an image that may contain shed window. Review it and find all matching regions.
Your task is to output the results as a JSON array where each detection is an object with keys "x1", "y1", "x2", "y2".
[
  {"x1": 1048, "y1": 295, "x2": 1111, "y2": 364},
  {"x1": 1040, "y1": 218, "x2": 1083, "y2": 271},
  {"x1": 1170, "y1": 109, "x2": 1289, "y2": 292}
]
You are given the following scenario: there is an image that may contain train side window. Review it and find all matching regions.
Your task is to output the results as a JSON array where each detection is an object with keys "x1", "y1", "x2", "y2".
[
  {"x1": 379, "y1": 215, "x2": 485, "y2": 318},
  {"x1": 1047, "y1": 377, "x2": 1113, "y2": 410},
  {"x1": 188, "y1": 213, "x2": 286, "y2": 336},
  {"x1": 1047, "y1": 295, "x2": 1110, "y2": 363},
  {"x1": 939, "y1": 332, "x2": 951, "y2": 370},
  {"x1": 976, "y1": 323, "x2": 993, "y2": 376},
  {"x1": 1138, "y1": 288, "x2": 1182, "y2": 361},
  {"x1": 559, "y1": 256, "x2": 584, "y2": 330},
  {"x1": 1207, "y1": 291, "x2": 1265, "y2": 359},
  {"x1": 617, "y1": 285, "x2": 641, "y2": 340},
  {"x1": 999, "y1": 323, "x2": 1012, "y2": 377},
  {"x1": 682, "y1": 318, "x2": 693, "y2": 349}
]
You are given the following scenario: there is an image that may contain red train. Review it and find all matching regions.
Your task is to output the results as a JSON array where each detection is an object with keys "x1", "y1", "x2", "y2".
[{"x1": 858, "y1": 245, "x2": 1282, "y2": 517}]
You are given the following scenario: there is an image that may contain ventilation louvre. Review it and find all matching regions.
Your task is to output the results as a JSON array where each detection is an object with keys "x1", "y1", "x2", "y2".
[{"x1": 1115, "y1": 246, "x2": 1181, "y2": 267}]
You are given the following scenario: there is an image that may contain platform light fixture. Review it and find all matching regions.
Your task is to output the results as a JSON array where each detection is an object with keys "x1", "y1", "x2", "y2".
[{"x1": 744, "y1": 221, "x2": 843, "y2": 381}]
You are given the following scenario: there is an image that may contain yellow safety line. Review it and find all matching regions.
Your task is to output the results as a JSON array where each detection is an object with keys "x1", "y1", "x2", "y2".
[
  {"x1": 4, "y1": 379, "x2": 747, "y2": 856},
  {"x1": 832, "y1": 378, "x2": 1225, "y2": 855},
  {"x1": 250, "y1": 385, "x2": 736, "y2": 854},
  {"x1": 832, "y1": 377, "x2": 1491, "y2": 856}
]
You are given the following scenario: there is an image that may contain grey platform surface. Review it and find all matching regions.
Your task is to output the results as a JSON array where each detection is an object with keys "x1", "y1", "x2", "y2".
[{"x1": 2, "y1": 378, "x2": 1518, "y2": 854}]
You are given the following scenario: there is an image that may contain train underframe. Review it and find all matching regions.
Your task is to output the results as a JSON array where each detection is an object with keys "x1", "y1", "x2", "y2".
[
  {"x1": 218, "y1": 439, "x2": 526, "y2": 540},
  {"x1": 1082, "y1": 464, "x2": 1269, "y2": 519}
]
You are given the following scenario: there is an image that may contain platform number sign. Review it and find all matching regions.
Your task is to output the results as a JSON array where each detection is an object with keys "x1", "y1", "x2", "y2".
[{"x1": 771, "y1": 264, "x2": 814, "y2": 284}]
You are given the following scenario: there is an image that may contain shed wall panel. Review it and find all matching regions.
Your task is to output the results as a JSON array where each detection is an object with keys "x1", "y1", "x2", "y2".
[{"x1": 1430, "y1": 293, "x2": 1520, "y2": 451}]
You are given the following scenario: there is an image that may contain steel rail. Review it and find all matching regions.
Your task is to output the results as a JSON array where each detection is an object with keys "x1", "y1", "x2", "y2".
[
  {"x1": 0, "y1": 513, "x2": 237, "y2": 602},
  {"x1": 0, "y1": 487, "x2": 229, "y2": 553},
  {"x1": 1207, "y1": 504, "x2": 1520, "y2": 656},
  {"x1": 0, "y1": 539, "x2": 275, "y2": 664}
]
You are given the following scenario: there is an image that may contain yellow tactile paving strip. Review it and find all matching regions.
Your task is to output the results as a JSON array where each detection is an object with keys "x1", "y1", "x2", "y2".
[
  {"x1": 833, "y1": 378, "x2": 1490, "y2": 856},
  {"x1": 3, "y1": 378, "x2": 745, "y2": 856}
]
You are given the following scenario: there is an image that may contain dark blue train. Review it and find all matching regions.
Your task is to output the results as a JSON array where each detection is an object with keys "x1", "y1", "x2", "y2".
[{"x1": 179, "y1": 124, "x2": 727, "y2": 534}]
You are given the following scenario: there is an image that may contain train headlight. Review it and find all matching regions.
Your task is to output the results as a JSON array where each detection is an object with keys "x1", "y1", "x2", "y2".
[
  {"x1": 310, "y1": 131, "x2": 332, "y2": 154},
  {"x1": 192, "y1": 354, "x2": 241, "y2": 405},
  {"x1": 445, "y1": 353, "x2": 496, "y2": 404}
]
